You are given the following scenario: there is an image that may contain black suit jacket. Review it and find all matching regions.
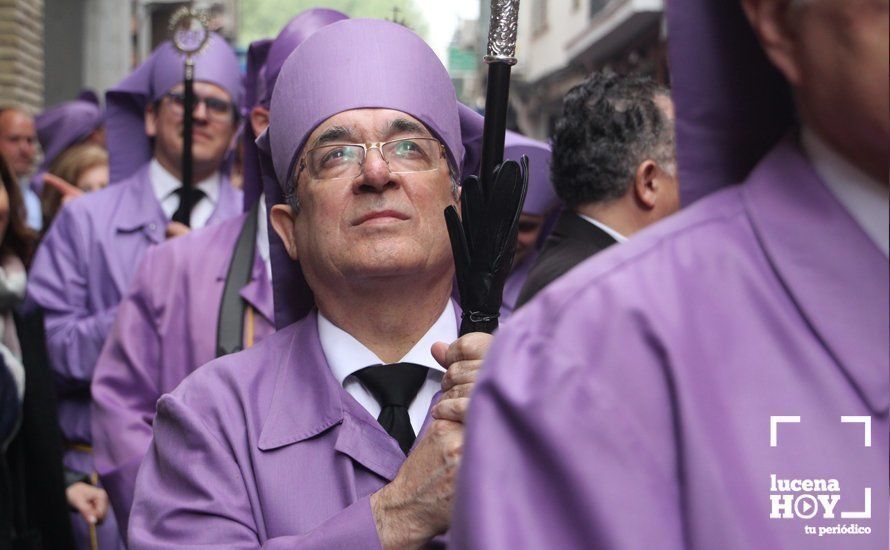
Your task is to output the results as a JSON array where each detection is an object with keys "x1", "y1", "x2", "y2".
[
  {"x1": 516, "y1": 211, "x2": 618, "y2": 308},
  {"x1": 0, "y1": 309, "x2": 76, "y2": 550}
]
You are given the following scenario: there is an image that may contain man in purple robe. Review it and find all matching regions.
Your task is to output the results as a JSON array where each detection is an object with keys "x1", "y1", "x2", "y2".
[
  {"x1": 129, "y1": 19, "x2": 491, "y2": 548},
  {"x1": 32, "y1": 98, "x2": 105, "y2": 194},
  {"x1": 89, "y1": 9, "x2": 348, "y2": 538},
  {"x1": 451, "y1": 0, "x2": 888, "y2": 549},
  {"x1": 26, "y1": 35, "x2": 242, "y2": 550}
]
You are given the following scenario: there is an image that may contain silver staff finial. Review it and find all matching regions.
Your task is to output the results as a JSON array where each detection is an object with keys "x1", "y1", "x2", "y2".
[{"x1": 485, "y1": 0, "x2": 521, "y2": 65}]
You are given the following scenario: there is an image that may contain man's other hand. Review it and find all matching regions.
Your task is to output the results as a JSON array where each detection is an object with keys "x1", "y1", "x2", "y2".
[{"x1": 66, "y1": 481, "x2": 109, "y2": 525}]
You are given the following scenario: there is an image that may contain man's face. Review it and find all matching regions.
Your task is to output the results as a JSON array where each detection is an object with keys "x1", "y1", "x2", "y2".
[
  {"x1": 746, "y1": 0, "x2": 889, "y2": 180},
  {"x1": 0, "y1": 110, "x2": 37, "y2": 178},
  {"x1": 794, "y1": 0, "x2": 888, "y2": 178},
  {"x1": 514, "y1": 213, "x2": 545, "y2": 268},
  {"x1": 280, "y1": 108, "x2": 458, "y2": 289},
  {"x1": 146, "y1": 81, "x2": 237, "y2": 175}
]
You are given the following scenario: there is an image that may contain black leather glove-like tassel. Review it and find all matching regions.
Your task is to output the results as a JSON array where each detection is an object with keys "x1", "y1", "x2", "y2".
[{"x1": 445, "y1": 156, "x2": 529, "y2": 335}]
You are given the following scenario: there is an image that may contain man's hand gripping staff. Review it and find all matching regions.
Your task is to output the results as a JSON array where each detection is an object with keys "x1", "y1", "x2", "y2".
[{"x1": 445, "y1": 157, "x2": 529, "y2": 336}]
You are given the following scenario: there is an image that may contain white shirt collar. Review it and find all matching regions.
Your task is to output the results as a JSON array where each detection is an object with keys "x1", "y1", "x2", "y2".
[
  {"x1": 318, "y1": 300, "x2": 456, "y2": 387},
  {"x1": 576, "y1": 213, "x2": 628, "y2": 243},
  {"x1": 255, "y1": 195, "x2": 272, "y2": 281},
  {"x1": 149, "y1": 158, "x2": 221, "y2": 207},
  {"x1": 800, "y1": 127, "x2": 889, "y2": 257}
]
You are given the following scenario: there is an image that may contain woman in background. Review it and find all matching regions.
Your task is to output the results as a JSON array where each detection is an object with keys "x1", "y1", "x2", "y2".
[
  {"x1": 0, "y1": 150, "x2": 33, "y2": 405},
  {"x1": 2, "y1": 150, "x2": 99, "y2": 548},
  {"x1": 39, "y1": 143, "x2": 109, "y2": 234}
]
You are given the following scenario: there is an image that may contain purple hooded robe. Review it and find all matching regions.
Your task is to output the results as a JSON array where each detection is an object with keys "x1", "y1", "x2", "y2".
[
  {"x1": 25, "y1": 35, "x2": 242, "y2": 550},
  {"x1": 450, "y1": 2, "x2": 888, "y2": 549},
  {"x1": 89, "y1": 10, "x2": 348, "y2": 537},
  {"x1": 31, "y1": 99, "x2": 104, "y2": 194},
  {"x1": 128, "y1": 19, "x2": 472, "y2": 549}
]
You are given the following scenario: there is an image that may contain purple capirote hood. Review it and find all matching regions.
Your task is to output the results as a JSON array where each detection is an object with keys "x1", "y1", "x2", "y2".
[
  {"x1": 504, "y1": 130, "x2": 557, "y2": 215},
  {"x1": 31, "y1": 100, "x2": 104, "y2": 193},
  {"x1": 261, "y1": 8, "x2": 349, "y2": 109},
  {"x1": 667, "y1": 0, "x2": 793, "y2": 206},
  {"x1": 241, "y1": 9, "x2": 349, "y2": 211},
  {"x1": 104, "y1": 33, "x2": 242, "y2": 183}
]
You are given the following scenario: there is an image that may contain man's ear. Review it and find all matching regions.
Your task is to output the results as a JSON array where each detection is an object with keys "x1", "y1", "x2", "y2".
[
  {"x1": 740, "y1": 0, "x2": 802, "y2": 86},
  {"x1": 269, "y1": 203, "x2": 299, "y2": 261},
  {"x1": 633, "y1": 160, "x2": 659, "y2": 210},
  {"x1": 250, "y1": 106, "x2": 270, "y2": 137},
  {"x1": 145, "y1": 103, "x2": 158, "y2": 138}
]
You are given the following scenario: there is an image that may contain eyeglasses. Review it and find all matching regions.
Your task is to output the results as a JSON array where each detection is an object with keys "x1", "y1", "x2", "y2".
[
  {"x1": 297, "y1": 137, "x2": 446, "y2": 181},
  {"x1": 162, "y1": 92, "x2": 235, "y2": 122}
]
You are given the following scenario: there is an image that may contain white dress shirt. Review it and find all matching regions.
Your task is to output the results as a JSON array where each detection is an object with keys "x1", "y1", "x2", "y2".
[
  {"x1": 577, "y1": 213, "x2": 628, "y2": 243},
  {"x1": 255, "y1": 195, "x2": 271, "y2": 280},
  {"x1": 20, "y1": 177, "x2": 42, "y2": 231},
  {"x1": 800, "y1": 127, "x2": 889, "y2": 257},
  {"x1": 318, "y1": 300, "x2": 457, "y2": 435},
  {"x1": 149, "y1": 158, "x2": 220, "y2": 229}
]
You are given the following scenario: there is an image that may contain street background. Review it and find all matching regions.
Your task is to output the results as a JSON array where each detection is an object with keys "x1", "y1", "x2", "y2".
[{"x1": 1, "y1": 0, "x2": 666, "y2": 141}]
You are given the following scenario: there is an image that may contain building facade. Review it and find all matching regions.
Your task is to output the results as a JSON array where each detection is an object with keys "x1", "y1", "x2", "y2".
[
  {"x1": 0, "y1": 0, "x2": 44, "y2": 113},
  {"x1": 41, "y1": 0, "x2": 239, "y2": 109},
  {"x1": 479, "y1": 0, "x2": 666, "y2": 140}
]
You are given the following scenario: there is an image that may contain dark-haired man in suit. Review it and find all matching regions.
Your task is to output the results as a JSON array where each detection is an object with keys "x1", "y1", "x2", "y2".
[{"x1": 517, "y1": 72, "x2": 678, "y2": 307}]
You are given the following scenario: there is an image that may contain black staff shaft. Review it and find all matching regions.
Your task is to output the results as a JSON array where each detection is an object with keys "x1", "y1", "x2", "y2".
[
  {"x1": 181, "y1": 59, "x2": 195, "y2": 226},
  {"x1": 478, "y1": 62, "x2": 512, "y2": 201}
]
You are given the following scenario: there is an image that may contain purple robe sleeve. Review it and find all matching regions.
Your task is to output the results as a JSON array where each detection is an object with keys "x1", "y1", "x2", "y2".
[
  {"x1": 91, "y1": 246, "x2": 164, "y2": 536},
  {"x1": 129, "y1": 393, "x2": 382, "y2": 549},
  {"x1": 28, "y1": 204, "x2": 118, "y2": 391},
  {"x1": 451, "y1": 293, "x2": 687, "y2": 549}
]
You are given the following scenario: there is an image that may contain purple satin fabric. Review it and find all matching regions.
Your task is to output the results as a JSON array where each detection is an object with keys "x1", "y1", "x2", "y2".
[
  {"x1": 504, "y1": 130, "x2": 556, "y2": 215},
  {"x1": 241, "y1": 9, "x2": 348, "y2": 211},
  {"x1": 91, "y1": 213, "x2": 274, "y2": 535},
  {"x1": 32, "y1": 100, "x2": 103, "y2": 193},
  {"x1": 260, "y1": 8, "x2": 349, "y2": 109},
  {"x1": 668, "y1": 0, "x2": 793, "y2": 206},
  {"x1": 452, "y1": 1, "x2": 887, "y2": 547},
  {"x1": 241, "y1": 39, "x2": 273, "y2": 212},
  {"x1": 453, "y1": 137, "x2": 889, "y2": 550},
  {"x1": 129, "y1": 312, "x2": 452, "y2": 548}
]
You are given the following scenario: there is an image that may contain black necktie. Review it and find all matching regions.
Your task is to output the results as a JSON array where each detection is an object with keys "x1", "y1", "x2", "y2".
[
  {"x1": 172, "y1": 186, "x2": 206, "y2": 226},
  {"x1": 353, "y1": 362, "x2": 428, "y2": 454}
]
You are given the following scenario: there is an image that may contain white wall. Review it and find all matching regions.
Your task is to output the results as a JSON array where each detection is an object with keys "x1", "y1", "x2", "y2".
[
  {"x1": 82, "y1": 0, "x2": 131, "y2": 98},
  {"x1": 515, "y1": 0, "x2": 589, "y2": 83}
]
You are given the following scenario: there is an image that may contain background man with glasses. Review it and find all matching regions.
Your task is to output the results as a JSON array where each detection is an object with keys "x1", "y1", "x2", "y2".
[
  {"x1": 129, "y1": 19, "x2": 490, "y2": 549},
  {"x1": 27, "y1": 35, "x2": 241, "y2": 550}
]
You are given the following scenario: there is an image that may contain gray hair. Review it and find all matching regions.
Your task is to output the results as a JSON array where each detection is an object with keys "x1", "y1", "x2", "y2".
[{"x1": 550, "y1": 71, "x2": 675, "y2": 208}]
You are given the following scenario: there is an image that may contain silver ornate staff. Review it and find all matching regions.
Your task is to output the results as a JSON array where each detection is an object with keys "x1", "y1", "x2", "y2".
[
  {"x1": 169, "y1": 7, "x2": 210, "y2": 226},
  {"x1": 478, "y1": 0, "x2": 520, "y2": 199},
  {"x1": 445, "y1": 0, "x2": 527, "y2": 336}
]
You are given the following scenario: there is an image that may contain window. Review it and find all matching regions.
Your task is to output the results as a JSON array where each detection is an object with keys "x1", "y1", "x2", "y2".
[
  {"x1": 531, "y1": 0, "x2": 549, "y2": 36},
  {"x1": 590, "y1": 0, "x2": 608, "y2": 18}
]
